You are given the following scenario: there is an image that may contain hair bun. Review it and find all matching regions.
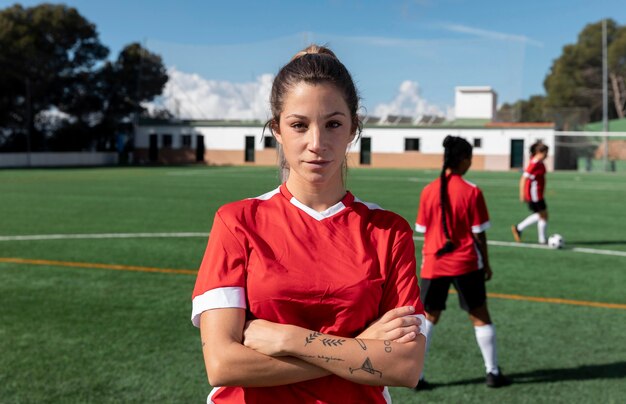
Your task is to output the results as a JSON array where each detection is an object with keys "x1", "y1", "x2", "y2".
[{"x1": 290, "y1": 44, "x2": 337, "y2": 62}]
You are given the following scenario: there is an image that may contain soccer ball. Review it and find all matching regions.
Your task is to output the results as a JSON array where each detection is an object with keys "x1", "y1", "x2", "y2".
[{"x1": 548, "y1": 234, "x2": 565, "y2": 249}]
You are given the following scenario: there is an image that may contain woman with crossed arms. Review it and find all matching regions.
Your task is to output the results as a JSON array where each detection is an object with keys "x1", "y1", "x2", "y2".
[{"x1": 191, "y1": 45, "x2": 427, "y2": 403}]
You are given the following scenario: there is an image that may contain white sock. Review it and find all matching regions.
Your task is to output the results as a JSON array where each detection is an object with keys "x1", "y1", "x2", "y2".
[
  {"x1": 538, "y1": 219, "x2": 547, "y2": 244},
  {"x1": 474, "y1": 324, "x2": 499, "y2": 375},
  {"x1": 419, "y1": 319, "x2": 435, "y2": 380},
  {"x1": 517, "y1": 212, "x2": 539, "y2": 232}
]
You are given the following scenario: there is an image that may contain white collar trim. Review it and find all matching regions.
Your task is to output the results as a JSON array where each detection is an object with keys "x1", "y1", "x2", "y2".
[
  {"x1": 251, "y1": 187, "x2": 281, "y2": 201},
  {"x1": 289, "y1": 197, "x2": 346, "y2": 221}
]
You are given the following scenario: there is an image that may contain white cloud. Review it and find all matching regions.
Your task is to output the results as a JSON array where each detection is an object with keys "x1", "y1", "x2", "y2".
[
  {"x1": 439, "y1": 23, "x2": 543, "y2": 47},
  {"x1": 373, "y1": 80, "x2": 451, "y2": 120},
  {"x1": 148, "y1": 69, "x2": 452, "y2": 123},
  {"x1": 147, "y1": 67, "x2": 273, "y2": 121}
]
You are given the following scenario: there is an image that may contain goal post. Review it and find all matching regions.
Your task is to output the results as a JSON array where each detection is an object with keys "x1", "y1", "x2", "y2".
[{"x1": 555, "y1": 131, "x2": 626, "y2": 172}]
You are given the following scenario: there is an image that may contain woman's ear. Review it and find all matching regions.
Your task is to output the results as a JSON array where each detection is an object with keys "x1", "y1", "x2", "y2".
[
  {"x1": 271, "y1": 120, "x2": 283, "y2": 145},
  {"x1": 349, "y1": 117, "x2": 359, "y2": 142}
]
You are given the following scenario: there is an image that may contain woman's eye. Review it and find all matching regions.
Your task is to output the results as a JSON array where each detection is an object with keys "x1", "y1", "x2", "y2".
[
  {"x1": 327, "y1": 121, "x2": 342, "y2": 128},
  {"x1": 291, "y1": 123, "x2": 306, "y2": 130}
]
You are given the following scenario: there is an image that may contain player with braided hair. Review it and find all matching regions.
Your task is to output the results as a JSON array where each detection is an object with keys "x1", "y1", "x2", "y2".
[{"x1": 414, "y1": 136, "x2": 511, "y2": 390}]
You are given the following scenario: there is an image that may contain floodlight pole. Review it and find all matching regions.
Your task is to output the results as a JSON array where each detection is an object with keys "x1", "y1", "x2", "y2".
[
  {"x1": 25, "y1": 77, "x2": 32, "y2": 167},
  {"x1": 602, "y1": 19, "x2": 609, "y2": 171}
]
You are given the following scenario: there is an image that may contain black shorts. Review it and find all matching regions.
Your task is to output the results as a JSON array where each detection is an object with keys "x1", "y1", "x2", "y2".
[
  {"x1": 528, "y1": 199, "x2": 547, "y2": 213},
  {"x1": 420, "y1": 270, "x2": 487, "y2": 312}
]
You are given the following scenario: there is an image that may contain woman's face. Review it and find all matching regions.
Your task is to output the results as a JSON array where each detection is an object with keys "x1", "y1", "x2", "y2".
[
  {"x1": 535, "y1": 151, "x2": 548, "y2": 161},
  {"x1": 273, "y1": 81, "x2": 355, "y2": 187}
]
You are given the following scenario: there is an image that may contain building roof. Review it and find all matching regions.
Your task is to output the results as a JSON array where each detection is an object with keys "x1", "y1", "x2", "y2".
[
  {"x1": 486, "y1": 122, "x2": 555, "y2": 128},
  {"x1": 455, "y1": 86, "x2": 495, "y2": 93}
]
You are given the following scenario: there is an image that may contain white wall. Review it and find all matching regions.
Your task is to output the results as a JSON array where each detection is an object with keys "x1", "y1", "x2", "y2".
[
  {"x1": 0, "y1": 152, "x2": 119, "y2": 167},
  {"x1": 135, "y1": 124, "x2": 555, "y2": 170},
  {"x1": 198, "y1": 127, "x2": 266, "y2": 151},
  {"x1": 135, "y1": 125, "x2": 200, "y2": 149},
  {"x1": 136, "y1": 125, "x2": 266, "y2": 151},
  {"x1": 455, "y1": 88, "x2": 496, "y2": 119},
  {"x1": 356, "y1": 127, "x2": 553, "y2": 153}
]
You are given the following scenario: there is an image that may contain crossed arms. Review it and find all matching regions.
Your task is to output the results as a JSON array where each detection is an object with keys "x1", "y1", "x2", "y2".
[{"x1": 200, "y1": 306, "x2": 425, "y2": 388}]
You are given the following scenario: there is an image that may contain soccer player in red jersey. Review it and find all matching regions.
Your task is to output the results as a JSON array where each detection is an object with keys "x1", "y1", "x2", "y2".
[
  {"x1": 414, "y1": 136, "x2": 511, "y2": 389},
  {"x1": 512, "y1": 142, "x2": 549, "y2": 244},
  {"x1": 191, "y1": 45, "x2": 426, "y2": 403}
]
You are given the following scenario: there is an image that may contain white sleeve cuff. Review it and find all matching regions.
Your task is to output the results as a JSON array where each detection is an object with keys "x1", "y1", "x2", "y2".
[
  {"x1": 471, "y1": 221, "x2": 491, "y2": 233},
  {"x1": 415, "y1": 314, "x2": 427, "y2": 338},
  {"x1": 415, "y1": 223, "x2": 426, "y2": 233},
  {"x1": 191, "y1": 286, "x2": 247, "y2": 327}
]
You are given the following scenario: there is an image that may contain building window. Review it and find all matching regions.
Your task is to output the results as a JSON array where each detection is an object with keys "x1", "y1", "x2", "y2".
[
  {"x1": 181, "y1": 134, "x2": 192, "y2": 148},
  {"x1": 264, "y1": 136, "x2": 276, "y2": 148},
  {"x1": 162, "y1": 134, "x2": 173, "y2": 148},
  {"x1": 473, "y1": 138, "x2": 482, "y2": 148},
  {"x1": 405, "y1": 138, "x2": 420, "y2": 151}
]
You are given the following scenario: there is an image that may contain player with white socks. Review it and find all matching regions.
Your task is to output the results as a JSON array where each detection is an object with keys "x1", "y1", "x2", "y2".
[
  {"x1": 414, "y1": 136, "x2": 511, "y2": 390},
  {"x1": 512, "y1": 142, "x2": 550, "y2": 244}
]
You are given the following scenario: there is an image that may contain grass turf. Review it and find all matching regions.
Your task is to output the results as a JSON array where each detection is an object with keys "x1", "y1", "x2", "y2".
[{"x1": 1, "y1": 166, "x2": 625, "y2": 403}]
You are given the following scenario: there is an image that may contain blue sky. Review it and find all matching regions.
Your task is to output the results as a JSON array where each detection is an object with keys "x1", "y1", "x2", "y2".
[{"x1": 3, "y1": 0, "x2": 625, "y2": 119}]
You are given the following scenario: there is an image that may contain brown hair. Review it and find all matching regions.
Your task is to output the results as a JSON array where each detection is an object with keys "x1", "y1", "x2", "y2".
[
  {"x1": 264, "y1": 44, "x2": 362, "y2": 181},
  {"x1": 436, "y1": 136, "x2": 473, "y2": 257},
  {"x1": 530, "y1": 141, "x2": 549, "y2": 156}
]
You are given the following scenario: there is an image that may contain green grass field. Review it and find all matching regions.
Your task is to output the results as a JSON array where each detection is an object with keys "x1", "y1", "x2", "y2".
[{"x1": 1, "y1": 166, "x2": 625, "y2": 403}]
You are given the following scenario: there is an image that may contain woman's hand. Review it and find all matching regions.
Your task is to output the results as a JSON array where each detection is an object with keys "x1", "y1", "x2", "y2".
[
  {"x1": 357, "y1": 306, "x2": 421, "y2": 343},
  {"x1": 243, "y1": 319, "x2": 295, "y2": 357},
  {"x1": 484, "y1": 264, "x2": 493, "y2": 281}
]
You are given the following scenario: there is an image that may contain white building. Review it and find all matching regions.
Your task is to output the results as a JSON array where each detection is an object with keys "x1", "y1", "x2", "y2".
[
  {"x1": 454, "y1": 86, "x2": 497, "y2": 120},
  {"x1": 135, "y1": 120, "x2": 554, "y2": 171},
  {"x1": 135, "y1": 87, "x2": 555, "y2": 171}
]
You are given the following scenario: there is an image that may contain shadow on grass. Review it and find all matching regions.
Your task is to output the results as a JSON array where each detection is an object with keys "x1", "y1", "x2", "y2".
[{"x1": 439, "y1": 361, "x2": 626, "y2": 387}]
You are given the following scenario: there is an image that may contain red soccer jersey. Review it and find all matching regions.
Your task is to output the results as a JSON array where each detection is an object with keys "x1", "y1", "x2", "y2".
[
  {"x1": 415, "y1": 174, "x2": 490, "y2": 279},
  {"x1": 523, "y1": 158, "x2": 546, "y2": 202},
  {"x1": 192, "y1": 183, "x2": 424, "y2": 404}
]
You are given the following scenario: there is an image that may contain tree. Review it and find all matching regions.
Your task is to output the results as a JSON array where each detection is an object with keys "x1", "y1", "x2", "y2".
[
  {"x1": 99, "y1": 43, "x2": 169, "y2": 130},
  {"x1": 0, "y1": 4, "x2": 168, "y2": 152},
  {"x1": 55, "y1": 43, "x2": 169, "y2": 150},
  {"x1": 0, "y1": 3, "x2": 109, "y2": 151},
  {"x1": 544, "y1": 19, "x2": 626, "y2": 123},
  {"x1": 497, "y1": 95, "x2": 546, "y2": 122},
  {"x1": 608, "y1": 27, "x2": 626, "y2": 118}
]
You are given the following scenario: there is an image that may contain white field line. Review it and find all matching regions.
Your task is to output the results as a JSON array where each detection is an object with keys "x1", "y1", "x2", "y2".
[
  {"x1": 412, "y1": 236, "x2": 626, "y2": 257},
  {"x1": 0, "y1": 232, "x2": 209, "y2": 241},
  {"x1": 0, "y1": 232, "x2": 625, "y2": 258},
  {"x1": 570, "y1": 247, "x2": 626, "y2": 258}
]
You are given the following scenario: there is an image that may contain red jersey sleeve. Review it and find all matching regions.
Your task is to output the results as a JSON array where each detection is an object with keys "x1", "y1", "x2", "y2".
[
  {"x1": 379, "y1": 223, "x2": 426, "y2": 336},
  {"x1": 523, "y1": 161, "x2": 538, "y2": 179},
  {"x1": 191, "y1": 210, "x2": 248, "y2": 327},
  {"x1": 470, "y1": 189, "x2": 491, "y2": 233},
  {"x1": 415, "y1": 188, "x2": 428, "y2": 233}
]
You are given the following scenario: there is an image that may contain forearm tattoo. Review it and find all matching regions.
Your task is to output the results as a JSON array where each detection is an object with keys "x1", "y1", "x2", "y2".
[
  {"x1": 349, "y1": 357, "x2": 382, "y2": 378},
  {"x1": 384, "y1": 340, "x2": 392, "y2": 353},
  {"x1": 321, "y1": 338, "x2": 345, "y2": 347},
  {"x1": 318, "y1": 355, "x2": 345, "y2": 363},
  {"x1": 355, "y1": 338, "x2": 367, "y2": 351},
  {"x1": 304, "y1": 332, "x2": 322, "y2": 346}
]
